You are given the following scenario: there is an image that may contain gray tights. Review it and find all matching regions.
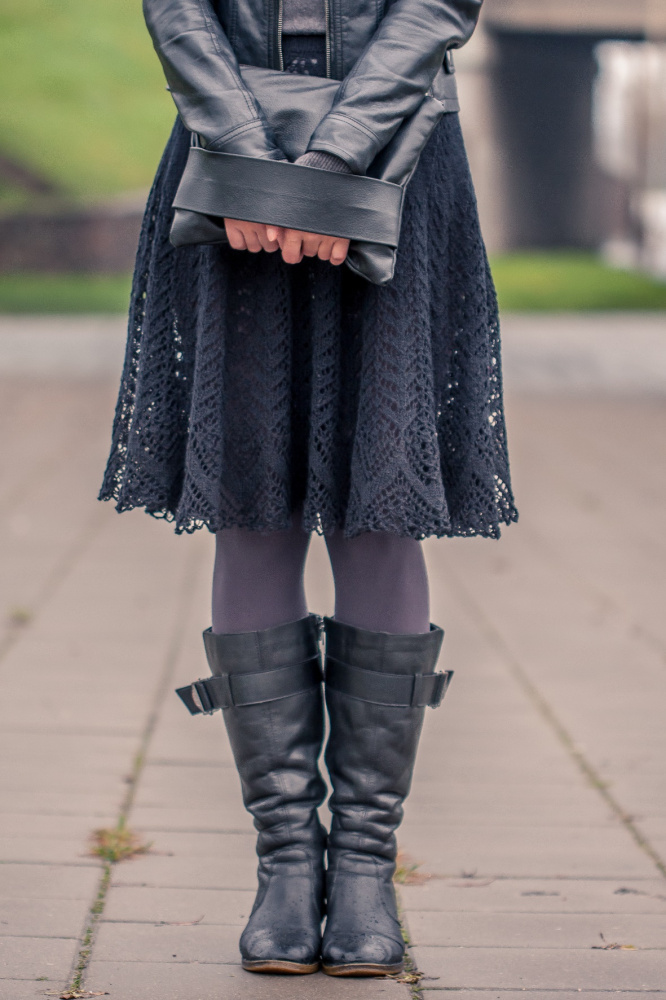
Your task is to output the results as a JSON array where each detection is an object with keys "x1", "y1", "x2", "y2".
[{"x1": 212, "y1": 514, "x2": 430, "y2": 635}]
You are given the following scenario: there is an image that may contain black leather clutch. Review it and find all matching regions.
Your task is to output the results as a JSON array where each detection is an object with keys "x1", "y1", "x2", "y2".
[{"x1": 170, "y1": 64, "x2": 459, "y2": 285}]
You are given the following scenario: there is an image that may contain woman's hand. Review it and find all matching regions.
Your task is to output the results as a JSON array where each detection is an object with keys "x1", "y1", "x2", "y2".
[
  {"x1": 224, "y1": 219, "x2": 280, "y2": 253},
  {"x1": 267, "y1": 227, "x2": 349, "y2": 266},
  {"x1": 225, "y1": 220, "x2": 349, "y2": 266}
]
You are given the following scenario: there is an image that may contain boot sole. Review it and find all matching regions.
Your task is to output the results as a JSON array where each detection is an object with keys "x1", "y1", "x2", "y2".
[
  {"x1": 322, "y1": 961, "x2": 404, "y2": 977},
  {"x1": 242, "y1": 959, "x2": 320, "y2": 975}
]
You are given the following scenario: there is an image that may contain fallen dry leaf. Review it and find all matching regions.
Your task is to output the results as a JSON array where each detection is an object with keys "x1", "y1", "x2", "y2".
[
  {"x1": 592, "y1": 933, "x2": 636, "y2": 951},
  {"x1": 45, "y1": 991, "x2": 109, "y2": 999},
  {"x1": 157, "y1": 914, "x2": 205, "y2": 926}
]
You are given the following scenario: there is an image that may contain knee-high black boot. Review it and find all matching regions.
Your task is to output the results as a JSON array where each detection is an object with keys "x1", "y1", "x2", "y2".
[
  {"x1": 321, "y1": 617, "x2": 452, "y2": 977},
  {"x1": 176, "y1": 615, "x2": 327, "y2": 974}
]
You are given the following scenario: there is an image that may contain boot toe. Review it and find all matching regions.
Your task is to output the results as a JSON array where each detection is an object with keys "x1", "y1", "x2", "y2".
[
  {"x1": 323, "y1": 931, "x2": 404, "y2": 970},
  {"x1": 241, "y1": 925, "x2": 320, "y2": 965}
]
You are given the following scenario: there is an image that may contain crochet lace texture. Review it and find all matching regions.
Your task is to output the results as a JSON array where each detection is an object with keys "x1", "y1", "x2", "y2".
[{"x1": 99, "y1": 113, "x2": 518, "y2": 539}]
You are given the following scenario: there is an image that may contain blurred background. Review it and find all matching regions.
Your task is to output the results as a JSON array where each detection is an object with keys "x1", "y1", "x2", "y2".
[
  {"x1": 1, "y1": 0, "x2": 666, "y2": 309},
  {"x1": 1, "y1": 2, "x2": 666, "y2": 998}
]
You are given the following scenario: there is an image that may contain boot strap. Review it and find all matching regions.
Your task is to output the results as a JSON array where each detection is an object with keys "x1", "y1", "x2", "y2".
[
  {"x1": 176, "y1": 655, "x2": 323, "y2": 715},
  {"x1": 325, "y1": 658, "x2": 452, "y2": 708}
]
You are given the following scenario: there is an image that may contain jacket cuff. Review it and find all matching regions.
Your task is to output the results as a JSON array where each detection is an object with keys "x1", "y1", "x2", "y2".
[
  {"x1": 306, "y1": 115, "x2": 383, "y2": 176},
  {"x1": 295, "y1": 151, "x2": 352, "y2": 173},
  {"x1": 172, "y1": 148, "x2": 403, "y2": 245}
]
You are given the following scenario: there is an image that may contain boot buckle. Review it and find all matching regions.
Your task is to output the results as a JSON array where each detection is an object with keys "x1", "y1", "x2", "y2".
[
  {"x1": 410, "y1": 670, "x2": 453, "y2": 708},
  {"x1": 176, "y1": 679, "x2": 217, "y2": 715},
  {"x1": 429, "y1": 670, "x2": 454, "y2": 707}
]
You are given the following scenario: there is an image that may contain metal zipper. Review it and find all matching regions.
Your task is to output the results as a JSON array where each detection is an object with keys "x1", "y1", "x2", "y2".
[
  {"x1": 276, "y1": 0, "x2": 284, "y2": 69},
  {"x1": 324, "y1": 0, "x2": 331, "y2": 77}
]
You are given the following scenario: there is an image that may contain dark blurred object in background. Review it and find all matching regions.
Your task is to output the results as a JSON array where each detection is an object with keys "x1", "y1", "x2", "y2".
[{"x1": 464, "y1": 0, "x2": 666, "y2": 277}]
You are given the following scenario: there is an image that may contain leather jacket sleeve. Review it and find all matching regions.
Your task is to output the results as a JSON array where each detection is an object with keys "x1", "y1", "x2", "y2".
[
  {"x1": 306, "y1": 0, "x2": 483, "y2": 173},
  {"x1": 142, "y1": 0, "x2": 284, "y2": 159}
]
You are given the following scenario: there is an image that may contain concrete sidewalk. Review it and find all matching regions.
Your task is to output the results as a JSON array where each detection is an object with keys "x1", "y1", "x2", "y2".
[
  {"x1": 0, "y1": 370, "x2": 665, "y2": 998},
  {"x1": 1, "y1": 312, "x2": 666, "y2": 393}
]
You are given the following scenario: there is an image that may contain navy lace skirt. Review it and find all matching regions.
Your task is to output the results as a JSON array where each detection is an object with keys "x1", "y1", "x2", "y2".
[{"x1": 99, "y1": 36, "x2": 518, "y2": 539}]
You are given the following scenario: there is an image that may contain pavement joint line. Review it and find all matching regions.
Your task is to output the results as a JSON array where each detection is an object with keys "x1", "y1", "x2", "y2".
[
  {"x1": 0, "y1": 504, "x2": 109, "y2": 671},
  {"x1": 396, "y1": 909, "x2": 426, "y2": 1000},
  {"x1": 108, "y1": 883, "x2": 256, "y2": 891},
  {"x1": 128, "y1": 827, "x2": 254, "y2": 834},
  {"x1": 0, "y1": 934, "x2": 79, "y2": 940},
  {"x1": 447, "y1": 568, "x2": 666, "y2": 882},
  {"x1": 99, "y1": 919, "x2": 245, "y2": 925},
  {"x1": 147, "y1": 758, "x2": 235, "y2": 767},
  {"x1": 0, "y1": 860, "x2": 101, "y2": 868},
  {"x1": 62, "y1": 540, "x2": 206, "y2": 996},
  {"x1": 396, "y1": 945, "x2": 666, "y2": 951},
  {"x1": 401, "y1": 910, "x2": 663, "y2": 915}
]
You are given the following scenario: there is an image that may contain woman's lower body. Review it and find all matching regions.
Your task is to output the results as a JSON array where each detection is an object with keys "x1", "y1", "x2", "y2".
[
  {"x1": 102, "y1": 32, "x2": 517, "y2": 978},
  {"x1": 205, "y1": 506, "x2": 436, "y2": 975},
  {"x1": 183, "y1": 522, "x2": 446, "y2": 975}
]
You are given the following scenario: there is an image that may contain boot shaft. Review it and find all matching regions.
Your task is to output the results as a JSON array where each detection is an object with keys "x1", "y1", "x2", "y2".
[
  {"x1": 323, "y1": 617, "x2": 450, "y2": 861},
  {"x1": 177, "y1": 615, "x2": 327, "y2": 858}
]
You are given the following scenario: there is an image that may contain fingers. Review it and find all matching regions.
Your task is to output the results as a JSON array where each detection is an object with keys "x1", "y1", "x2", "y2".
[
  {"x1": 280, "y1": 231, "x2": 349, "y2": 266},
  {"x1": 301, "y1": 233, "x2": 322, "y2": 258},
  {"x1": 224, "y1": 220, "x2": 280, "y2": 253},
  {"x1": 279, "y1": 229, "x2": 305, "y2": 265},
  {"x1": 317, "y1": 236, "x2": 350, "y2": 265},
  {"x1": 226, "y1": 221, "x2": 349, "y2": 267},
  {"x1": 224, "y1": 219, "x2": 247, "y2": 251},
  {"x1": 257, "y1": 225, "x2": 280, "y2": 253},
  {"x1": 330, "y1": 238, "x2": 350, "y2": 265},
  {"x1": 244, "y1": 232, "x2": 263, "y2": 252}
]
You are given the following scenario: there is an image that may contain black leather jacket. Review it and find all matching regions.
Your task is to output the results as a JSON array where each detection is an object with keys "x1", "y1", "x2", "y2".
[{"x1": 144, "y1": 0, "x2": 483, "y2": 173}]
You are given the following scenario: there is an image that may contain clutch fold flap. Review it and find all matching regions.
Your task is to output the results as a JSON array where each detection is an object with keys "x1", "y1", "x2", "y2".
[
  {"x1": 173, "y1": 151, "x2": 403, "y2": 246},
  {"x1": 169, "y1": 63, "x2": 459, "y2": 285}
]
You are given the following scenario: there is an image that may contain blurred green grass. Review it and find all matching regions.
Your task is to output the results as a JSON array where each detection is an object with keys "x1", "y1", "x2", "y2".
[
  {"x1": 0, "y1": 0, "x2": 173, "y2": 201},
  {"x1": 492, "y1": 252, "x2": 666, "y2": 312},
  {"x1": 1, "y1": 253, "x2": 665, "y2": 314},
  {"x1": 0, "y1": 273, "x2": 132, "y2": 313}
]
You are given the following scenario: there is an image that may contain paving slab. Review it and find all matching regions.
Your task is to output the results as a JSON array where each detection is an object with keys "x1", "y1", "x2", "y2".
[
  {"x1": 110, "y1": 854, "x2": 257, "y2": 891},
  {"x1": 130, "y1": 804, "x2": 253, "y2": 833},
  {"x1": 0, "y1": 863, "x2": 101, "y2": 899},
  {"x1": 0, "y1": 897, "x2": 87, "y2": 938},
  {"x1": 419, "y1": 993, "x2": 666, "y2": 999},
  {"x1": 397, "y1": 822, "x2": 657, "y2": 879},
  {"x1": 410, "y1": 945, "x2": 666, "y2": 991},
  {"x1": 0, "y1": 981, "x2": 69, "y2": 1000},
  {"x1": 0, "y1": 813, "x2": 115, "y2": 840},
  {"x1": 135, "y1": 831, "x2": 262, "y2": 860},
  {"x1": 85, "y1": 960, "x2": 409, "y2": 1000},
  {"x1": 0, "y1": 935, "x2": 80, "y2": 982},
  {"x1": 405, "y1": 909, "x2": 666, "y2": 948},
  {"x1": 0, "y1": 791, "x2": 125, "y2": 818},
  {"x1": 133, "y1": 764, "x2": 245, "y2": 810},
  {"x1": 398, "y1": 878, "x2": 666, "y2": 914},
  {"x1": 94, "y1": 920, "x2": 242, "y2": 964},
  {"x1": 0, "y1": 838, "x2": 103, "y2": 866},
  {"x1": 403, "y1": 780, "x2": 617, "y2": 827},
  {"x1": 101, "y1": 886, "x2": 255, "y2": 925}
]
